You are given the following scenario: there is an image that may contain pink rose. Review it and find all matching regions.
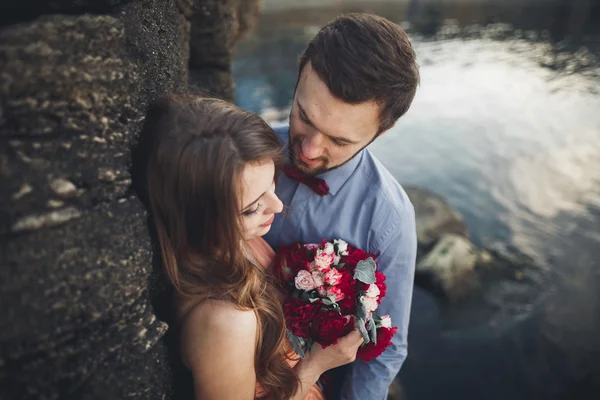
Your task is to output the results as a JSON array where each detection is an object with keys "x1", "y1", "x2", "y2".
[
  {"x1": 324, "y1": 268, "x2": 343, "y2": 286},
  {"x1": 312, "y1": 271, "x2": 325, "y2": 287},
  {"x1": 314, "y1": 251, "x2": 334, "y2": 271},
  {"x1": 295, "y1": 270, "x2": 317, "y2": 291},
  {"x1": 365, "y1": 284, "x2": 380, "y2": 299},
  {"x1": 360, "y1": 295, "x2": 378, "y2": 312},
  {"x1": 327, "y1": 286, "x2": 345, "y2": 302},
  {"x1": 317, "y1": 286, "x2": 328, "y2": 297}
]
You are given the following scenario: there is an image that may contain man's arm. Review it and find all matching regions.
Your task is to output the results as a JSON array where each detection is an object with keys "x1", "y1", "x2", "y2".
[{"x1": 339, "y1": 205, "x2": 417, "y2": 400}]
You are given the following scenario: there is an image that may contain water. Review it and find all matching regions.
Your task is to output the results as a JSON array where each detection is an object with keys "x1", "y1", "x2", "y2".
[{"x1": 233, "y1": 1, "x2": 600, "y2": 398}]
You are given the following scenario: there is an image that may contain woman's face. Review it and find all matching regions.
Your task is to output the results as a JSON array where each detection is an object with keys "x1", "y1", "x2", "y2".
[{"x1": 240, "y1": 159, "x2": 284, "y2": 240}]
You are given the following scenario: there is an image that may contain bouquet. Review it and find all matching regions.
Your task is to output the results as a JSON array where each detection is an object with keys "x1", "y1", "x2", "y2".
[{"x1": 273, "y1": 239, "x2": 397, "y2": 362}]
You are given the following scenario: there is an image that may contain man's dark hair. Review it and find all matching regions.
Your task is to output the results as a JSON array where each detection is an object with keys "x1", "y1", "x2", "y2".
[{"x1": 298, "y1": 13, "x2": 420, "y2": 133}]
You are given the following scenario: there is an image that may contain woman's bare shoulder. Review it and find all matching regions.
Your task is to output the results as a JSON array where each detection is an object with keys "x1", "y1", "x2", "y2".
[{"x1": 180, "y1": 299, "x2": 257, "y2": 356}]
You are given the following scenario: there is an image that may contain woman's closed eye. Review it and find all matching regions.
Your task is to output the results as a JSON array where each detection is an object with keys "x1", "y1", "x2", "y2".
[{"x1": 243, "y1": 202, "x2": 261, "y2": 217}]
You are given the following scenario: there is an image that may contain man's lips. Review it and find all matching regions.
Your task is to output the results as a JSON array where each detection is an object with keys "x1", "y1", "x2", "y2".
[{"x1": 296, "y1": 145, "x2": 321, "y2": 166}]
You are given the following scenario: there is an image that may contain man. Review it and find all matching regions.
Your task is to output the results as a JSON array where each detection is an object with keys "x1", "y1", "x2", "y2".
[{"x1": 263, "y1": 13, "x2": 420, "y2": 400}]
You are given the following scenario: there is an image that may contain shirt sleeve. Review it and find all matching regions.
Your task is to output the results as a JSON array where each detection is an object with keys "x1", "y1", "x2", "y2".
[{"x1": 339, "y1": 204, "x2": 417, "y2": 400}]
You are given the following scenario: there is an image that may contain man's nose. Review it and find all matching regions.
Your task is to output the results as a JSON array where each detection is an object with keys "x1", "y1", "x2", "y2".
[{"x1": 301, "y1": 132, "x2": 324, "y2": 159}]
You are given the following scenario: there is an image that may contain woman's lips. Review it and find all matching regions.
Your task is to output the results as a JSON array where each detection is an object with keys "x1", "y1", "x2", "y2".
[{"x1": 260, "y1": 214, "x2": 275, "y2": 227}]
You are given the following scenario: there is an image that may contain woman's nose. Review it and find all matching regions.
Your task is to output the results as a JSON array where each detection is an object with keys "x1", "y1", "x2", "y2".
[{"x1": 265, "y1": 192, "x2": 284, "y2": 215}]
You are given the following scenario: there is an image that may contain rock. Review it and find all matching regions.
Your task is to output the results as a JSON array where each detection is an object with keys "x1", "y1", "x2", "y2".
[
  {"x1": 49, "y1": 179, "x2": 77, "y2": 199},
  {"x1": 405, "y1": 186, "x2": 469, "y2": 250},
  {"x1": 1, "y1": 199, "x2": 168, "y2": 400},
  {"x1": 417, "y1": 234, "x2": 479, "y2": 301},
  {"x1": 11, "y1": 206, "x2": 83, "y2": 232},
  {"x1": 0, "y1": 0, "x2": 260, "y2": 399},
  {"x1": 12, "y1": 183, "x2": 33, "y2": 200},
  {"x1": 188, "y1": 0, "x2": 262, "y2": 101}
]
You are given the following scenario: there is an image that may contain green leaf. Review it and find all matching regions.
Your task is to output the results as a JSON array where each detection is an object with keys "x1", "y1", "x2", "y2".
[
  {"x1": 308, "y1": 297, "x2": 320, "y2": 303},
  {"x1": 353, "y1": 257, "x2": 376, "y2": 284},
  {"x1": 321, "y1": 295, "x2": 337, "y2": 306},
  {"x1": 357, "y1": 318, "x2": 370, "y2": 344},
  {"x1": 286, "y1": 330, "x2": 306, "y2": 359},
  {"x1": 335, "y1": 263, "x2": 346, "y2": 269},
  {"x1": 367, "y1": 317, "x2": 377, "y2": 345},
  {"x1": 305, "y1": 337, "x2": 315, "y2": 356},
  {"x1": 356, "y1": 295, "x2": 368, "y2": 321}
]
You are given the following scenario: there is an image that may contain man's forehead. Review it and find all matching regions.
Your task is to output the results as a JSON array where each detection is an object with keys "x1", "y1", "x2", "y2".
[{"x1": 296, "y1": 71, "x2": 380, "y2": 140}]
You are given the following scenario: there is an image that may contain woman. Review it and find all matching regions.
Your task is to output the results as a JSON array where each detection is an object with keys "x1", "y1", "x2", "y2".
[{"x1": 143, "y1": 94, "x2": 363, "y2": 400}]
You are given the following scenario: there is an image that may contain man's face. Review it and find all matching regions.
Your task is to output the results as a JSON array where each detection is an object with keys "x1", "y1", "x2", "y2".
[{"x1": 289, "y1": 62, "x2": 382, "y2": 176}]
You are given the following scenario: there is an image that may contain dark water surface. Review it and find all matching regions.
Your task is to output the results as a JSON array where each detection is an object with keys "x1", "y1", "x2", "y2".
[{"x1": 233, "y1": 1, "x2": 600, "y2": 398}]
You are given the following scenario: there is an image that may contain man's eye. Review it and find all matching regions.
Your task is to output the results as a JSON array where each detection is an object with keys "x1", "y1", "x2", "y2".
[{"x1": 332, "y1": 139, "x2": 348, "y2": 147}]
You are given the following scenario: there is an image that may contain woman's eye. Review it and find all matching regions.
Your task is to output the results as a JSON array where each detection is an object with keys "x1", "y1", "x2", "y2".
[{"x1": 243, "y1": 203, "x2": 261, "y2": 217}]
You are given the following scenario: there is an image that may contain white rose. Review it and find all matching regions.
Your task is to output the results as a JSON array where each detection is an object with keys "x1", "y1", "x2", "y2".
[
  {"x1": 295, "y1": 270, "x2": 317, "y2": 291},
  {"x1": 360, "y1": 295, "x2": 379, "y2": 313},
  {"x1": 311, "y1": 271, "x2": 324, "y2": 286},
  {"x1": 323, "y1": 242, "x2": 334, "y2": 255},
  {"x1": 365, "y1": 284, "x2": 380, "y2": 299},
  {"x1": 334, "y1": 239, "x2": 349, "y2": 255},
  {"x1": 380, "y1": 314, "x2": 392, "y2": 328}
]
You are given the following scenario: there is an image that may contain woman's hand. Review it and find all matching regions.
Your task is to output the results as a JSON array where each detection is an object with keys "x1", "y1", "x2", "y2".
[{"x1": 304, "y1": 328, "x2": 364, "y2": 374}]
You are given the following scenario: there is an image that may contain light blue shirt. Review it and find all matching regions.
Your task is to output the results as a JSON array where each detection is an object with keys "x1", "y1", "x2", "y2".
[{"x1": 264, "y1": 125, "x2": 417, "y2": 400}]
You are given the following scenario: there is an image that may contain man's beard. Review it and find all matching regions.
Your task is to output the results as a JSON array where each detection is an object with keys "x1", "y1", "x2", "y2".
[
  {"x1": 288, "y1": 130, "x2": 374, "y2": 177},
  {"x1": 288, "y1": 135, "x2": 330, "y2": 177}
]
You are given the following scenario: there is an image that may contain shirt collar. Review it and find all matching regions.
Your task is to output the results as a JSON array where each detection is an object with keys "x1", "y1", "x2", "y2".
[{"x1": 317, "y1": 150, "x2": 364, "y2": 196}]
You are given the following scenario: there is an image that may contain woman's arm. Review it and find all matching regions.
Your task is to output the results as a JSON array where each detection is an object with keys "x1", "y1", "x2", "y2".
[
  {"x1": 180, "y1": 299, "x2": 258, "y2": 400},
  {"x1": 290, "y1": 329, "x2": 364, "y2": 400}
]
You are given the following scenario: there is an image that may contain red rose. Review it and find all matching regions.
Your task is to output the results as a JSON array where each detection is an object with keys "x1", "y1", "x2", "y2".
[
  {"x1": 336, "y1": 269, "x2": 358, "y2": 315},
  {"x1": 375, "y1": 271, "x2": 387, "y2": 302},
  {"x1": 344, "y1": 247, "x2": 376, "y2": 266},
  {"x1": 356, "y1": 326, "x2": 398, "y2": 362},
  {"x1": 311, "y1": 310, "x2": 354, "y2": 347},
  {"x1": 284, "y1": 297, "x2": 321, "y2": 338}
]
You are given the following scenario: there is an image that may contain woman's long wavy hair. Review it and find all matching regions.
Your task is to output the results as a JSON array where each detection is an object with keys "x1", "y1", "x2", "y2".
[{"x1": 144, "y1": 94, "x2": 298, "y2": 399}]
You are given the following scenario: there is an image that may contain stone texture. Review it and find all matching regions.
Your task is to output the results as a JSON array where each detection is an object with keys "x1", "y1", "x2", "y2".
[
  {"x1": 417, "y1": 234, "x2": 480, "y2": 301},
  {"x1": 405, "y1": 186, "x2": 469, "y2": 250},
  {"x1": 0, "y1": 0, "x2": 259, "y2": 399},
  {"x1": 188, "y1": 0, "x2": 262, "y2": 100}
]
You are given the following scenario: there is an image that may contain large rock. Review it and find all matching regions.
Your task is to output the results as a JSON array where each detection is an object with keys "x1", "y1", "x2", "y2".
[
  {"x1": 0, "y1": 1, "x2": 259, "y2": 399},
  {"x1": 417, "y1": 234, "x2": 480, "y2": 301},
  {"x1": 405, "y1": 186, "x2": 469, "y2": 250},
  {"x1": 188, "y1": 0, "x2": 262, "y2": 100}
]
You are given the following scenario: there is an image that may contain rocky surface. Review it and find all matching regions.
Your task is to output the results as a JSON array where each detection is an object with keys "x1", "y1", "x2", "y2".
[
  {"x1": 0, "y1": 1, "x2": 259, "y2": 399},
  {"x1": 405, "y1": 186, "x2": 469, "y2": 251},
  {"x1": 417, "y1": 234, "x2": 480, "y2": 301},
  {"x1": 407, "y1": 186, "x2": 541, "y2": 305}
]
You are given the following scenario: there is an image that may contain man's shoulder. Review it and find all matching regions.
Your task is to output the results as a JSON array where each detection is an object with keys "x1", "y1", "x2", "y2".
[{"x1": 355, "y1": 150, "x2": 414, "y2": 218}]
